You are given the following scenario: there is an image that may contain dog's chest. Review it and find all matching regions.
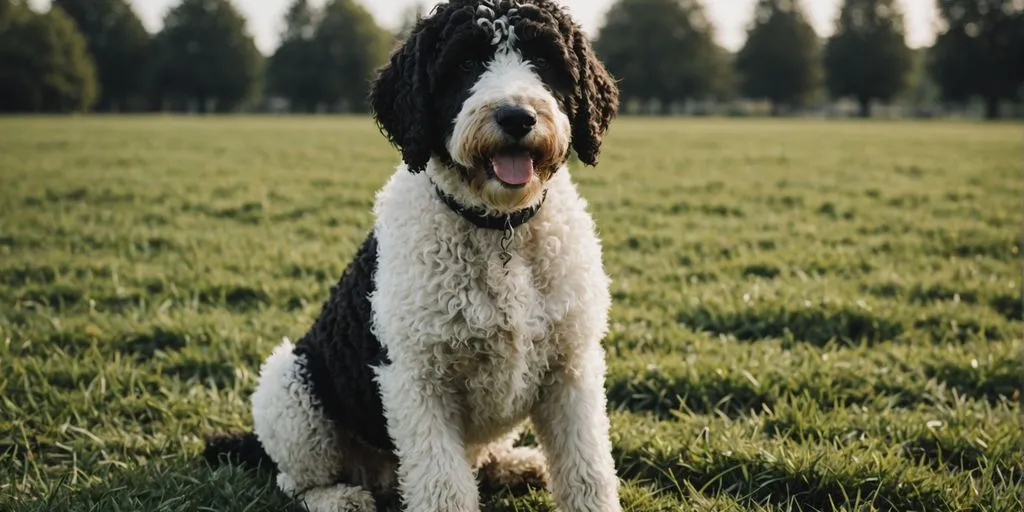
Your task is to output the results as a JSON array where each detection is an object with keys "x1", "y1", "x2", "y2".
[
  {"x1": 449, "y1": 328, "x2": 556, "y2": 442},
  {"x1": 436, "y1": 233, "x2": 569, "y2": 440}
]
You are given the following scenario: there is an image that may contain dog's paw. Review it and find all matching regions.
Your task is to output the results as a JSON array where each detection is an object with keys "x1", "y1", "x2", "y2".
[
  {"x1": 478, "y1": 446, "x2": 548, "y2": 493},
  {"x1": 298, "y1": 482, "x2": 377, "y2": 512}
]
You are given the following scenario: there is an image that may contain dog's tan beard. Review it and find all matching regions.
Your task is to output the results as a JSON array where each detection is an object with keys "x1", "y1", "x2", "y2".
[{"x1": 453, "y1": 102, "x2": 568, "y2": 212}]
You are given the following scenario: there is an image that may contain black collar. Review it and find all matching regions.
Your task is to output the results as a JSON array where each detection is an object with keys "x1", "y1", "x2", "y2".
[{"x1": 433, "y1": 184, "x2": 546, "y2": 231}]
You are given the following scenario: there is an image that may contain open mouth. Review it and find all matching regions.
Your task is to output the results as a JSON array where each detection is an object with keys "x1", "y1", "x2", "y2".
[{"x1": 486, "y1": 149, "x2": 538, "y2": 189}]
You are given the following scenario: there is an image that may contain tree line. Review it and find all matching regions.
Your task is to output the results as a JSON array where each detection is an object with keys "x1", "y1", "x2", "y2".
[
  {"x1": 598, "y1": 0, "x2": 1023, "y2": 118},
  {"x1": 0, "y1": 0, "x2": 392, "y2": 113},
  {"x1": 0, "y1": 0, "x2": 1021, "y2": 119}
]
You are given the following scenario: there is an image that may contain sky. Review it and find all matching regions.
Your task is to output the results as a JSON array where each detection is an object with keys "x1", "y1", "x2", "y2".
[{"x1": 31, "y1": 0, "x2": 939, "y2": 55}]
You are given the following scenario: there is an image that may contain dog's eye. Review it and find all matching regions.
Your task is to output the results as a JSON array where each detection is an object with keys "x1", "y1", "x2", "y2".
[
  {"x1": 459, "y1": 59, "x2": 478, "y2": 72},
  {"x1": 532, "y1": 58, "x2": 548, "y2": 69}
]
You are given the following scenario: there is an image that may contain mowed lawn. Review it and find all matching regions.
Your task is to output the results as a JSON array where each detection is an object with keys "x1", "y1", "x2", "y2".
[{"x1": 0, "y1": 116, "x2": 1020, "y2": 511}]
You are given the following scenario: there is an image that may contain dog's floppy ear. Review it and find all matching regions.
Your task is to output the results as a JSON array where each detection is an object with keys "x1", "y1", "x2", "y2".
[
  {"x1": 568, "y1": 27, "x2": 619, "y2": 167},
  {"x1": 370, "y1": 19, "x2": 439, "y2": 174}
]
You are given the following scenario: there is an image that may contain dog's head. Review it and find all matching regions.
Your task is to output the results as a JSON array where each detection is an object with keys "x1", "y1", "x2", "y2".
[{"x1": 370, "y1": 0, "x2": 619, "y2": 212}]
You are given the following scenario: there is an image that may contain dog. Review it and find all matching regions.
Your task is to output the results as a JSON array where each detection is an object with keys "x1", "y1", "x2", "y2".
[{"x1": 204, "y1": 1, "x2": 621, "y2": 510}]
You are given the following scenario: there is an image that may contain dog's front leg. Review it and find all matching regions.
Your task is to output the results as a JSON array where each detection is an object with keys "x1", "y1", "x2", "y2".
[
  {"x1": 376, "y1": 362, "x2": 478, "y2": 512},
  {"x1": 531, "y1": 346, "x2": 622, "y2": 512}
]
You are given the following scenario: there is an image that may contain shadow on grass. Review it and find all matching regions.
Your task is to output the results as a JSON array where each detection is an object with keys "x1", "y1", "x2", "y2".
[
  {"x1": 120, "y1": 327, "x2": 189, "y2": 359},
  {"x1": 923, "y1": 359, "x2": 1021, "y2": 404},
  {"x1": 605, "y1": 350, "x2": 1019, "y2": 420},
  {"x1": 761, "y1": 404, "x2": 1024, "y2": 475},
  {"x1": 16, "y1": 284, "x2": 84, "y2": 310},
  {"x1": 3, "y1": 447, "x2": 564, "y2": 512},
  {"x1": 913, "y1": 315, "x2": 1005, "y2": 343},
  {"x1": 1, "y1": 456, "x2": 302, "y2": 512},
  {"x1": 990, "y1": 292, "x2": 1023, "y2": 321},
  {"x1": 196, "y1": 284, "x2": 272, "y2": 311},
  {"x1": 902, "y1": 437, "x2": 1024, "y2": 475},
  {"x1": 606, "y1": 365, "x2": 773, "y2": 418},
  {"x1": 164, "y1": 359, "x2": 239, "y2": 387},
  {"x1": 676, "y1": 302, "x2": 905, "y2": 347},
  {"x1": 613, "y1": 445, "x2": 955, "y2": 512}
]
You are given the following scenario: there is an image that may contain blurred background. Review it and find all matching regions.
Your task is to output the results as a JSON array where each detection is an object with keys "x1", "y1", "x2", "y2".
[{"x1": 2, "y1": 0, "x2": 1022, "y2": 120}]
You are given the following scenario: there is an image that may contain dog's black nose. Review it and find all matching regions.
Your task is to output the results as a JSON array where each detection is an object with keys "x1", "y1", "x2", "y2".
[{"x1": 494, "y1": 105, "x2": 537, "y2": 139}]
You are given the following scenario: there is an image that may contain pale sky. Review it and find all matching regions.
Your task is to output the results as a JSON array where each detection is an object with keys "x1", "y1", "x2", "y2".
[{"x1": 32, "y1": 0, "x2": 939, "y2": 55}]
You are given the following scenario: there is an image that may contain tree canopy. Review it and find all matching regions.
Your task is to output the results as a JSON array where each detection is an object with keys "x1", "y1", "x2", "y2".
[
  {"x1": 0, "y1": 1, "x2": 98, "y2": 112},
  {"x1": 735, "y1": 0, "x2": 821, "y2": 114},
  {"x1": 53, "y1": 0, "x2": 151, "y2": 111},
  {"x1": 0, "y1": 0, "x2": 1020, "y2": 118},
  {"x1": 266, "y1": 0, "x2": 321, "y2": 112},
  {"x1": 929, "y1": 0, "x2": 1024, "y2": 119},
  {"x1": 266, "y1": 0, "x2": 391, "y2": 113},
  {"x1": 595, "y1": 0, "x2": 725, "y2": 112},
  {"x1": 824, "y1": 0, "x2": 913, "y2": 117},
  {"x1": 0, "y1": 0, "x2": 19, "y2": 30},
  {"x1": 312, "y1": 0, "x2": 391, "y2": 113},
  {"x1": 152, "y1": 0, "x2": 263, "y2": 112}
]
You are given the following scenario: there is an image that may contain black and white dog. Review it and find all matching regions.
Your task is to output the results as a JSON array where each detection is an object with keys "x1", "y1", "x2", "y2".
[{"x1": 205, "y1": 1, "x2": 621, "y2": 510}]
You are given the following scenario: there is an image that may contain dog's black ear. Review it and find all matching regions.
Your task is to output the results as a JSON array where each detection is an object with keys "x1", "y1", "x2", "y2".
[
  {"x1": 568, "y1": 27, "x2": 619, "y2": 167},
  {"x1": 370, "y1": 19, "x2": 438, "y2": 174}
]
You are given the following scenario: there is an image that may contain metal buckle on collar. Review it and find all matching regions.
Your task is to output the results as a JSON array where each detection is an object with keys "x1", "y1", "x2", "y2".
[{"x1": 499, "y1": 215, "x2": 514, "y2": 269}]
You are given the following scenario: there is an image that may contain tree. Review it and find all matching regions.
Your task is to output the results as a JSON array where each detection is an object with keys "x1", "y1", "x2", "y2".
[
  {"x1": 595, "y1": 0, "x2": 722, "y2": 114},
  {"x1": 152, "y1": 0, "x2": 263, "y2": 112},
  {"x1": 735, "y1": 0, "x2": 821, "y2": 115},
  {"x1": 709, "y1": 45, "x2": 738, "y2": 102},
  {"x1": 0, "y1": 0, "x2": 21, "y2": 30},
  {"x1": 0, "y1": 2, "x2": 98, "y2": 112},
  {"x1": 53, "y1": 0, "x2": 151, "y2": 111},
  {"x1": 824, "y1": 0, "x2": 912, "y2": 117},
  {"x1": 930, "y1": 0, "x2": 1024, "y2": 119},
  {"x1": 280, "y1": 0, "x2": 317, "y2": 41},
  {"x1": 311, "y1": 0, "x2": 390, "y2": 112},
  {"x1": 904, "y1": 47, "x2": 942, "y2": 114},
  {"x1": 266, "y1": 0, "x2": 321, "y2": 111}
]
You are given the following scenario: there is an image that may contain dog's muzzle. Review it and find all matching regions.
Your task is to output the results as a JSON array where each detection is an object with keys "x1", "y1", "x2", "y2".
[{"x1": 494, "y1": 105, "x2": 537, "y2": 140}]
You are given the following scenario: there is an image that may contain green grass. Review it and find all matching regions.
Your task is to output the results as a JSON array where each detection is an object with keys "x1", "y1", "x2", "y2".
[{"x1": 0, "y1": 116, "x2": 1021, "y2": 511}]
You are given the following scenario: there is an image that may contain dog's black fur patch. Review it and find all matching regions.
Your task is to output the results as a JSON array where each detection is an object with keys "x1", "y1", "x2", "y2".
[
  {"x1": 204, "y1": 232, "x2": 392, "y2": 469},
  {"x1": 292, "y1": 232, "x2": 393, "y2": 451},
  {"x1": 203, "y1": 431, "x2": 276, "y2": 471}
]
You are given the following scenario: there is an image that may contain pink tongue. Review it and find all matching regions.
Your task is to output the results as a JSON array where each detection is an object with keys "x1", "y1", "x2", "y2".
[{"x1": 491, "y1": 153, "x2": 534, "y2": 185}]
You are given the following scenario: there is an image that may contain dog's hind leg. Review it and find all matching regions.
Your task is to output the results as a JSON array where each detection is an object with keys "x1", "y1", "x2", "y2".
[
  {"x1": 251, "y1": 339, "x2": 379, "y2": 512},
  {"x1": 277, "y1": 473, "x2": 376, "y2": 512},
  {"x1": 472, "y1": 427, "x2": 549, "y2": 494}
]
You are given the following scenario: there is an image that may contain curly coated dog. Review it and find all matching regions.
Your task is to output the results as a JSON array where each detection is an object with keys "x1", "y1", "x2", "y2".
[{"x1": 204, "y1": 1, "x2": 622, "y2": 510}]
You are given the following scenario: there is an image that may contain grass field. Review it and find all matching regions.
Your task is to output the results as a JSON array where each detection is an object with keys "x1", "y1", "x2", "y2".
[{"x1": 0, "y1": 116, "x2": 1021, "y2": 511}]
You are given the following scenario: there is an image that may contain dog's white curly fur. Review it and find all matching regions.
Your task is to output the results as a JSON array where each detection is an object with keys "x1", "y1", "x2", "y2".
[
  {"x1": 372, "y1": 163, "x2": 620, "y2": 512},
  {"x1": 251, "y1": 340, "x2": 343, "y2": 490},
  {"x1": 251, "y1": 342, "x2": 370, "y2": 512}
]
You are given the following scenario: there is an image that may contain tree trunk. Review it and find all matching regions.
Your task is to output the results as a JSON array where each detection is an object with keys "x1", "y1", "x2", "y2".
[
  {"x1": 857, "y1": 97, "x2": 872, "y2": 118},
  {"x1": 984, "y1": 96, "x2": 1001, "y2": 120}
]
